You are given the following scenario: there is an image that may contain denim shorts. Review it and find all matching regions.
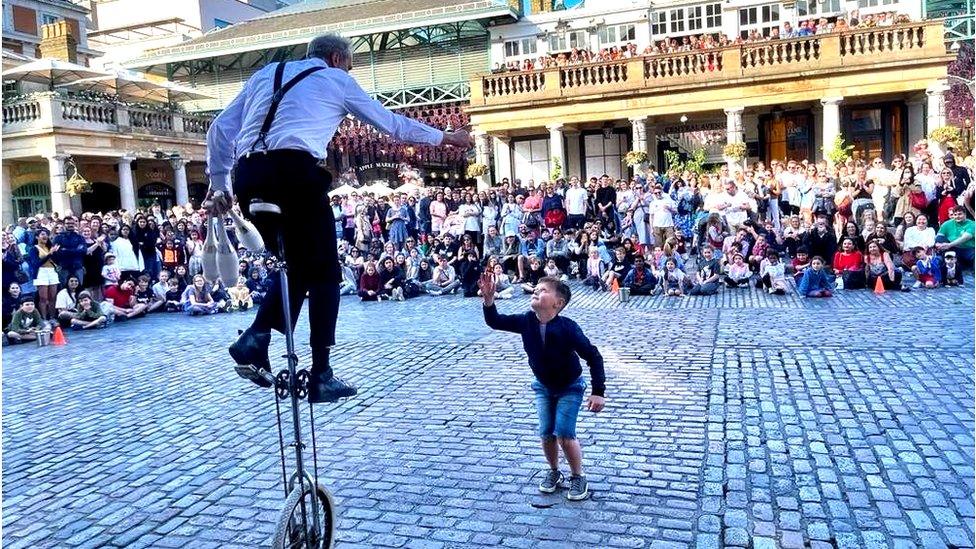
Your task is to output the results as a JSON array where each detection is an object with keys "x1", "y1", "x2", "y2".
[{"x1": 532, "y1": 376, "x2": 586, "y2": 440}]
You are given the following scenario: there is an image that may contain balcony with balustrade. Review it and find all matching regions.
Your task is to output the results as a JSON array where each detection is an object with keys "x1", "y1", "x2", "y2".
[{"x1": 467, "y1": 20, "x2": 954, "y2": 133}]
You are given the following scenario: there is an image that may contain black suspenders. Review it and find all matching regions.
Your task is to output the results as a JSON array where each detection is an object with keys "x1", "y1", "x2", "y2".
[{"x1": 249, "y1": 61, "x2": 326, "y2": 153}]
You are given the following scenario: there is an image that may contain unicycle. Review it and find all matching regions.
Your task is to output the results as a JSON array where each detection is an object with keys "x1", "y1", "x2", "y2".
[{"x1": 247, "y1": 201, "x2": 336, "y2": 549}]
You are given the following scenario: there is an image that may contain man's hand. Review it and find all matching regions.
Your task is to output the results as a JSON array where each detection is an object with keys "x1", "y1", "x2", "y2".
[
  {"x1": 478, "y1": 272, "x2": 495, "y2": 307},
  {"x1": 586, "y1": 395, "x2": 605, "y2": 412},
  {"x1": 441, "y1": 130, "x2": 473, "y2": 149},
  {"x1": 204, "y1": 189, "x2": 233, "y2": 216}
]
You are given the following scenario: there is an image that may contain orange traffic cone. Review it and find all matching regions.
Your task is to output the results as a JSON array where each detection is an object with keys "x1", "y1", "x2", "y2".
[
  {"x1": 610, "y1": 277, "x2": 620, "y2": 294},
  {"x1": 873, "y1": 276, "x2": 886, "y2": 295},
  {"x1": 52, "y1": 326, "x2": 67, "y2": 345}
]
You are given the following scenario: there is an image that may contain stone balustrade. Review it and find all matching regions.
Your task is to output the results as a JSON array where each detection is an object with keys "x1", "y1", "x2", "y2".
[
  {"x1": 469, "y1": 21, "x2": 948, "y2": 108},
  {"x1": 2, "y1": 92, "x2": 213, "y2": 138}
]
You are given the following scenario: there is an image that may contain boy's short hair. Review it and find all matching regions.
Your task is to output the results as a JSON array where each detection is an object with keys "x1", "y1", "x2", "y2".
[
  {"x1": 766, "y1": 249, "x2": 779, "y2": 258},
  {"x1": 137, "y1": 274, "x2": 151, "y2": 284},
  {"x1": 538, "y1": 276, "x2": 571, "y2": 310},
  {"x1": 19, "y1": 296, "x2": 34, "y2": 305},
  {"x1": 796, "y1": 246, "x2": 810, "y2": 255},
  {"x1": 811, "y1": 255, "x2": 825, "y2": 264}
]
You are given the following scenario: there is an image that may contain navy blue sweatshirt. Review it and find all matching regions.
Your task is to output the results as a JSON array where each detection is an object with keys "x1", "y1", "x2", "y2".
[{"x1": 483, "y1": 304, "x2": 606, "y2": 396}]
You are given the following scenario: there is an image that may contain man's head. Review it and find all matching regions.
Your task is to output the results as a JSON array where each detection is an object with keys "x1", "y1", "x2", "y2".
[
  {"x1": 308, "y1": 34, "x2": 353, "y2": 71},
  {"x1": 951, "y1": 205, "x2": 967, "y2": 223},
  {"x1": 633, "y1": 255, "x2": 646, "y2": 268},
  {"x1": 530, "y1": 277, "x2": 571, "y2": 315},
  {"x1": 64, "y1": 216, "x2": 77, "y2": 232}
]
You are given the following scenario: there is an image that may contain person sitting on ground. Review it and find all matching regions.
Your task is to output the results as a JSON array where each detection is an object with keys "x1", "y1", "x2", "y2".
[
  {"x1": 758, "y1": 249, "x2": 788, "y2": 295},
  {"x1": 622, "y1": 255, "x2": 657, "y2": 296},
  {"x1": 935, "y1": 206, "x2": 975, "y2": 268},
  {"x1": 378, "y1": 256, "x2": 406, "y2": 301},
  {"x1": 660, "y1": 257, "x2": 688, "y2": 297},
  {"x1": 338, "y1": 262, "x2": 357, "y2": 296},
  {"x1": 6, "y1": 296, "x2": 44, "y2": 344},
  {"x1": 246, "y1": 268, "x2": 269, "y2": 305},
  {"x1": 209, "y1": 278, "x2": 231, "y2": 312},
  {"x1": 942, "y1": 251, "x2": 964, "y2": 286},
  {"x1": 543, "y1": 258, "x2": 569, "y2": 283},
  {"x1": 69, "y1": 292, "x2": 107, "y2": 330},
  {"x1": 499, "y1": 234, "x2": 521, "y2": 278},
  {"x1": 2, "y1": 282, "x2": 22, "y2": 331},
  {"x1": 688, "y1": 245, "x2": 722, "y2": 296},
  {"x1": 182, "y1": 275, "x2": 220, "y2": 315},
  {"x1": 724, "y1": 252, "x2": 752, "y2": 288},
  {"x1": 358, "y1": 262, "x2": 382, "y2": 301},
  {"x1": 482, "y1": 263, "x2": 515, "y2": 299},
  {"x1": 458, "y1": 250, "x2": 483, "y2": 298},
  {"x1": 228, "y1": 276, "x2": 254, "y2": 310},
  {"x1": 911, "y1": 246, "x2": 942, "y2": 288},
  {"x1": 864, "y1": 240, "x2": 901, "y2": 291},
  {"x1": 520, "y1": 255, "x2": 547, "y2": 294},
  {"x1": 797, "y1": 256, "x2": 834, "y2": 297},
  {"x1": 833, "y1": 237, "x2": 866, "y2": 290},
  {"x1": 602, "y1": 247, "x2": 631, "y2": 290},
  {"x1": 152, "y1": 270, "x2": 172, "y2": 302},
  {"x1": 546, "y1": 229, "x2": 571, "y2": 274},
  {"x1": 164, "y1": 278, "x2": 184, "y2": 312},
  {"x1": 790, "y1": 247, "x2": 811, "y2": 283},
  {"x1": 582, "y1": 247, "x2": 606, "y2": 290},
  {"x1": 104, "y1": 278, "x2": 149, "y2": 320},
  {"x1": 135, "y1": 274, "x2": 164, "y2": 314},
  {"x1": 55, "y1": 275, "x2": 82, "y2": 327},
  {"x1": 424, "y1": 255, "x2": 461, "y2": 296},
  {"x1": 478, "y1": 273, "x2": 605, "y2": 502}
]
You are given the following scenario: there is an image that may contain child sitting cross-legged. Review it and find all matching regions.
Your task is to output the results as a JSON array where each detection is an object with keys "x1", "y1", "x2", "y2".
[
  {"x1": 6, "y1": 296, "x2": 44, "y2": 344},
  {"x1": 69, "y1": 292, "x2": 107, "y2": 330},
  {"x1": 797, "y1": 255, "x2": 834, "y2": 298}
]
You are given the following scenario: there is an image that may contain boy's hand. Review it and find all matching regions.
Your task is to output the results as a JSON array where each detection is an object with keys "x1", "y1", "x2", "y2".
[
  {"x1": 586, "y1": 395, "x2": 605, "y2": 412},
  {"x1": 478, "y1": 272, "x2": 495, "y2": 306}
]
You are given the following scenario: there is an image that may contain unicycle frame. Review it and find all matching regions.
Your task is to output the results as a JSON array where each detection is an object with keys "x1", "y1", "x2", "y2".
[{"x1": 251, "y1": 200, "x2": 331, "y2": 549}]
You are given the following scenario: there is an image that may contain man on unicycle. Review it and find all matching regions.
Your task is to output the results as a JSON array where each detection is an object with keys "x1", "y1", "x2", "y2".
[{"x1": 206, "y1": 34, "x2": 471, "y2": 403}]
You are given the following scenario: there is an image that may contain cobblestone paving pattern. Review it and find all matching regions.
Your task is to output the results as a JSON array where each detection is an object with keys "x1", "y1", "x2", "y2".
[{"x1": 2, "y1": 282, "x2": 974, "y2": 548}]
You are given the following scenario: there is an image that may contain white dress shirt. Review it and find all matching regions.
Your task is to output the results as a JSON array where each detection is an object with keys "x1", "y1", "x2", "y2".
[
  {"x1": 206, "y1": 58, "x2": 445, "y2": 191},
  {"x1": 565, "y1": 187, "x2": 588, "y2": 215}
]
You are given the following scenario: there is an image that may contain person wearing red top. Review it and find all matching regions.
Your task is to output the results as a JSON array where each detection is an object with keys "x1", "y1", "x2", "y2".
[
  {"x1": 833, "y1": 237, "x2": 866, "y2": 290},
  {"x1": 103, "y1": 279, "x2": 148, "y2": 320}
]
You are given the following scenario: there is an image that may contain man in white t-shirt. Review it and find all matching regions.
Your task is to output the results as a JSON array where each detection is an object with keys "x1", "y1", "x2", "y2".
[
  {"x1": 647, "y1": 185, "x2": 677, "y2": 247},
  {"x1": 714, "y1": 181, "x2": 757, "y2": 231},
  {"x1": 565, "y1": 177, "x2": 589, "y2": 230}
]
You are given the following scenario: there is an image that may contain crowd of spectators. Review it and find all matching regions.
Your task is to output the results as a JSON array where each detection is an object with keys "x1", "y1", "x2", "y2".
[
  {"x1": 492, "y1": 10, "x2": 911, "y2": 73},
  {"x1": 3, "y1": 139, "x2": 973, "y2": 344}
]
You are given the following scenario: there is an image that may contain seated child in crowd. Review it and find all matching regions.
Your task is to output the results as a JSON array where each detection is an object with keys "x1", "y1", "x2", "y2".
[
  {"x1": 69, "y1": 292, "x2": 107, "y2": 330},
  {"x1": 912, "y1": 247, "x2": 942, "y2": 289},
  {"x1": 758, "y1": 250, "x2": 788, "y2": 295},
  {"x1": 6, "y1": 297, "x2": 44, "y2": 343},
  {"x1": 228, "y1": 276, "x2": 254, "y2": 310},
  {"x1": 798, "y1": 256, "x2": 834, "y2": 297},
  {"x1": 724, "y1": 253, "x2": 752, "y2": 288}
]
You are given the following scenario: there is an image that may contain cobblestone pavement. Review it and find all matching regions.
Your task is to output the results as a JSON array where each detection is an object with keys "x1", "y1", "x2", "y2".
[{"x1": 3, "y1": 283, "x2": 974, "y2": 548}]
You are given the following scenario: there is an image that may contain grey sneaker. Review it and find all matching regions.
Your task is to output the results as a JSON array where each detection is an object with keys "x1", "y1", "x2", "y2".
[
  {"x1": 539, "y1": 469, "x2": 563, "y2": 493},
  {"x1": 566, "y1": 475, "x2": 589, "y2": 501}
]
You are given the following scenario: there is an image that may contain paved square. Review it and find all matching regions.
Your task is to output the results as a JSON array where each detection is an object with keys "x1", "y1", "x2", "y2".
[{"x1": 3, "y1": 284, "x2": 974, "y2": 548}]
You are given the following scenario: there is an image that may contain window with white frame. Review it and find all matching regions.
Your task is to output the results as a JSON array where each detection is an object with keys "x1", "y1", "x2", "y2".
[
  {"x1": 651, "y1": 11, "x2": 667, "y2": 36},
  {"x1": 598, "y1": 23, "x2": 636, "y2": 47},
  {"x1": 797, "y1": 0, "x2": 843, "y2": 16},
  {"x1": 513, "y1": 139, "x2": 551, "y2": 184},
  {"x1": 652, "y1": 4, "x2": 722, "y2": 38},
  {"x1": 583, "y1": 134, "x2": 626, "y2": 181},
  {"x1": 706, "y1": 3, "x2": 722, "y2": 28},
  {"x1": 505, "y1": 37, "x2": 538, "y2": 58},
  {"x1": 669, "y1": 9, "x2": 685, "y2": 33},
  {"x1": 739, "y1": 4, "x2": 780, "y2": 38},
  {"x1": 548, "y1": 30, "x2": 587, "y2": 52}
]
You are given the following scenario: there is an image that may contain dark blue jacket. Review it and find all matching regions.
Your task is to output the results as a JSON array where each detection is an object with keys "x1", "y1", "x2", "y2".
[
  {"x1": 52, "y1": 230, "x2": 87, "y2": 270},
  {"x1": 483, "y1": 304, "x2": 605, "y2": 396}
]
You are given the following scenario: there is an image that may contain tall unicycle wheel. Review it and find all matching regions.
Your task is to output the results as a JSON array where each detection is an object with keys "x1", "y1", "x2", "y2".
[{"x1": 272, "y1": 481, "x2": 336, "y2": 549}]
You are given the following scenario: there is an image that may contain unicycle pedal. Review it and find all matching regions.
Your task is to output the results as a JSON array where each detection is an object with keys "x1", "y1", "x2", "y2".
[{"x1": 234, "y1": 363, "x2": 276, "y2": 388}]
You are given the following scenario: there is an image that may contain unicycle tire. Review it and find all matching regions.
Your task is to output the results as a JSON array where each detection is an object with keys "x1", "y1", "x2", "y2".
[{"x1": 272, "y1": 481, "x2": 336, "y2": 549}]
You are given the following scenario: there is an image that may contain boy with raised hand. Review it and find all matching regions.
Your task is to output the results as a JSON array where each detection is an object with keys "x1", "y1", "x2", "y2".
[{"x1": 478, "y1": 272, "x2": 606, "y2": 501}]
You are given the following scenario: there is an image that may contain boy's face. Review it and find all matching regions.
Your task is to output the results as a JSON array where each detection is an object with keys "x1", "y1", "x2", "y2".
[
  {"x1": 79, "y1": 297, "x2": 92, "y2": 310},
  {"x1": 797, "y1": 253, "x2": 809, "y2": 263},
  {"x1": 21, "y1": 301, "x2": 35, "y2": 313},
  {"x1": 811, "y1": 259, "x2": 823, "y2": 271},
  {"x1": 530, "y1": 282, "x2": 563, "y2": 315},
  {"x1": 159, "y1": 272, "x2": 169, "y2": 283}
]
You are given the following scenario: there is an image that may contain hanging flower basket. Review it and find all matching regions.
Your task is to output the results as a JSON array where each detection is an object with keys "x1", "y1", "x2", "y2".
[
  {"x1": 64, "y1": 161, "x2": 92, "y2": 196},
  {"x1": 466, "y1": 163, "x2": 488, "y2": 178},
  {"x1": 624, "y1": 150, "x2": 648, "y2": 167},
  {"x1": 928, "y1": 126, "x2": 962, "y2": 149},
  {"x1": 722, "y1": 142, "x2": 747, "y2": 161}
]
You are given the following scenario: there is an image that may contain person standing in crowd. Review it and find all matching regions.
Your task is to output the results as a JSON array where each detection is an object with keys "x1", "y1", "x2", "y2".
[
  {"x1": 207, "y1": 33, "x2": 470, "y2": 403},
  {"x1": 52, "y1": 216, "x2": 87, "y2": 287}
]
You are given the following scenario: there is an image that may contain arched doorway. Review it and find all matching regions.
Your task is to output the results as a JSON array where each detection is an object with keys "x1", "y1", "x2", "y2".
[
  {"x1": 80, "y1": 182, "x2": 121, "y2": 214},
  {"x1": 12, "y1": 183, "x2": 51, "y2": 218},
  {"x1": 138, "y1": 182, "x2": 176, "y2": 210}
]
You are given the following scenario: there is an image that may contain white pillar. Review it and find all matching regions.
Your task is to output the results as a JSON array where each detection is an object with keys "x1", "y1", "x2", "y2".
[
  {"x1": 474, "y1": 132, "x2": 492, "y2": 190},
  {"x1": 724, "y1": 107, "x2": 745, "y2": 144},
  {"x1": 170, "y1": 157, "x2": 189, "y2": 207},
  {"x1": 118, "y1": 155, "x2": 136, "y2": 212},
  {"x1": 493, "y1": 136, "x2": 512, "y2": 184},
  {"x1": 630, "y1": 116, "x2": 648, "y2": 155},
  {"x1": 46, "y1": 154, "x2": 72, "y2": 216},
  {"x1": 547, "y1": 123, "x2": 565, "y2": 180},
  {"x1": 820, "y1": 97, "x2": 843, "y2": 164},
  {"x1": 2, "y1": 162, "x2": 13, "y2": 225},
  {"x1": 926, "y1": 81, "x2": 949, "y2": 134},
  {"x1": 907, "y1": 97, "x2": 926, "y2": 148}
]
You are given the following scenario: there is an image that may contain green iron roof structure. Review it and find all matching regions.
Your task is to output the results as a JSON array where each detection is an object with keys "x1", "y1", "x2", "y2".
[{"x1": 124, "y1": 0, "x2": 519, "y2": 111}]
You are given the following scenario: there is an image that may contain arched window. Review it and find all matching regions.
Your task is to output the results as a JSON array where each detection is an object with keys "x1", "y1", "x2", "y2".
[{"x1": 12, "y1": 183, "x2": 51, "y2": 218}]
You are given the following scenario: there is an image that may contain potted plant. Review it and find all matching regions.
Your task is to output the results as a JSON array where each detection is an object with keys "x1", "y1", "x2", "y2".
[
  {"x1": 928, "y1": 126, "x2": 963, "y2": 159},
  {"x1": 821, "y1": 134, "x2": 854, "y2": 166},
  {"x1": 624, "y1": 150, "x2": 648, "y2": 167},
  {"x1": 466, "y1": 163, "x2": 488, "y2": 178},
  {"x1": 549, "y1": 157, "x2": 562, "y2": 180},
  {"x1": 722, "y1": 142, "x2": 747, "y2": 162}
]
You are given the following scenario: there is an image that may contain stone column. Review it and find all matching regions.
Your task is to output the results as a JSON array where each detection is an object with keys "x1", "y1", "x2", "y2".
[
  {"x1": 907, "y1": 97, "x2": 926, "y2": 147},
  {"x1": 724, "y1": 107, "x2": 745, "y2": 144},
  {"x1": 925, "y1": 81, "x2": 949, "y2": 134},
  {"x1": 118, "y1": 155, "x2": 137, "y2": 212},
  {"x1": 820, "y1": 97, "x2": 843, "y2": 163},
  {"x1": 629, "y1": 116, "x2": 648, "y2": 155},
  {"x1": 547, "y1": 123, "x2": 565, "y2": 180},
  {"x1": 2, "y1": 162, "x2": 13, "y2": 225},
  {"x1": 474, "y1": 131, "x2": 492, "y2": 190},
  {"x1": 170, "y1": 157, "x2": 189, "y2": 207},
  {"x1": 46, "y1": 154, "x2": 72, "y2": 215}
]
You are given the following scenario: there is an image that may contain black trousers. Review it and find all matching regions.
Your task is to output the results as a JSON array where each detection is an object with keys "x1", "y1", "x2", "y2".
[{"x1": 233, "y1": 150, "x2": 340, "y2": 370}]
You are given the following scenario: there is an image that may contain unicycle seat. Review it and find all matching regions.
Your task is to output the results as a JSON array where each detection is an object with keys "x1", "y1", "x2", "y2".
[{"x1": 249, "y1": 200, "x2": 282, "y2": 216}]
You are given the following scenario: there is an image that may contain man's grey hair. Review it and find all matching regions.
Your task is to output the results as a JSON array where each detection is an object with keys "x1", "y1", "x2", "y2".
[{"x1": 307, "y1": 34, "x2": 352, "y2": 63}]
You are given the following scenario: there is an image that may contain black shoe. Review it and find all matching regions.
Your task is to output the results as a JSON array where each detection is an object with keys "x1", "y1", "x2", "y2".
[
  {"x1": 229, "y1": 329, "x2": 273, "y2": 388},
  {"x1": 307, "y1": 372, "x2": 357, "y2": 404}
]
